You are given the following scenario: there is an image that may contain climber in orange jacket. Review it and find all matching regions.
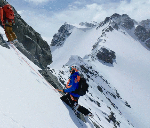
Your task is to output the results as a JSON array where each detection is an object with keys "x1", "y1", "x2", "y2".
[{"x1": 0, "y1": 4, "x2": 17, "y2": 42}]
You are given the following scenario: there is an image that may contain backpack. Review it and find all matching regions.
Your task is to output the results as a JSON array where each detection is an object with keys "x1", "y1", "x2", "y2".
[
  {"x1": 74, "y1": 77, "x2": 89, "y2": 96},
  {"x1": 3, "y1": 4, "x2": 14, "y2": 20}
]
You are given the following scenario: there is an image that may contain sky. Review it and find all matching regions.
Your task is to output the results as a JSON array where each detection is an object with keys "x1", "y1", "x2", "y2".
[{"x1": 5, "y1": 0, "x2": 150, "y2": 44}]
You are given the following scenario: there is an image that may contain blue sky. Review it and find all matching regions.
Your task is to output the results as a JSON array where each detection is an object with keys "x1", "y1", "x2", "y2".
[{"x1": 6, "y1": 0, "x2": 150, "y2": 44}]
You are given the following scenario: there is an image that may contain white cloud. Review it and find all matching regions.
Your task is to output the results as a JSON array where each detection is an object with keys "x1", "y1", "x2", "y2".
[
  {"x1": 18, "y1": 0, "x2": 150, "y2": 44},
  {"x1": 118, "y1": 0, "x2": 150, "y2": 21},
  {"x1": 17, "y1": 10, "x2": 25, "y2": 15},
  {"x1": 25, "y1": 0, "x2": 54, "y2": 4}
]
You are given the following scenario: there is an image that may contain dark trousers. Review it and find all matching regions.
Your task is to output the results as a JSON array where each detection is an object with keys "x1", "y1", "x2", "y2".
[{"x1": 60, "y1": 93, "x2": 90, "y2": 116}]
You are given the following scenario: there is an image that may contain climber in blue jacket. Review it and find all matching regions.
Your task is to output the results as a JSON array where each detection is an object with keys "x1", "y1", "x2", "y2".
[
  {"x1": 58, "y1": 66, "x2": 93, "y2": 117},
  {"x1": 63, "y1": 68, "x2": 80, "y2": 98}
]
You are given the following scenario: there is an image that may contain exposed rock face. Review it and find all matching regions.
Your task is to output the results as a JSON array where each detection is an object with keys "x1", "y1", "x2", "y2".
[
  {"x1": 0, "y1": 0, "x2": 52, "y2": 68},
  {"x1": 134, "y1": 25, "x2": 150, "y2": 42},
  {"x1": 139, "y1": 19, "x2": 150, "y2": 31},
  {"x1": 98, "y1": 13, "x2": 150, "y2": 49},
  {"x1": 51, "y1": 23, "x2": 74, "y2": 46},
  {"x1": 0, "y1": 34, "x2": 9, "y2": 49},
  {"x1": 135, "y1": 19, "x2": 150, "y2": 47},
  {"x1": 120, "y1": 14, "x2": 134, "y2": 29},
  {"x1": 96, "y1": 47, "x2": 116, "y2": 64},
  {"x1": 110, "y1": 14, "x2": 134, "y2": 30},
  {"x1": 98, "y1": 13, "x2": 135, "y2": 30},
  {"x1": 39, "y1": 69, "x2": 64, "y2": 95}
]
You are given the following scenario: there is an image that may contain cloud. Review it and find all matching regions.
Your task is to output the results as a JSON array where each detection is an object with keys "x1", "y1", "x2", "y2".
[
  {"x1": 25, "y1": 0, "x2": 54, "y2": 4},
  {"x1": 117, "y1": 0, "x2": 150, "y2": 21},
  {"x1": 17, "y1": 0, "x2": 150, "y2": 45}
]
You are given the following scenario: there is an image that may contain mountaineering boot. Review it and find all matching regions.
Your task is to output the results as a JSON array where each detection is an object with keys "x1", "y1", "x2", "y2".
[
  {"x1": 87, "y1": 112, "x2": 94, "y2": 118},
  {"x1": 12, "y1": 39, "x2": 18, "y2": 44}
]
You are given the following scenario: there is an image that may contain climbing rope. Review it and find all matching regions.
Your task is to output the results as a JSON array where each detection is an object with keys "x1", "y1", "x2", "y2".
[{"x1": 8, "y1": 41, "x2": 60, "y2": 94}]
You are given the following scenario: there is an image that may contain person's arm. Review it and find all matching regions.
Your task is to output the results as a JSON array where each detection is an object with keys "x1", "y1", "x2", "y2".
[
  {"x1": 66, "y1": 79, "x2": 71, "y2": 88},
  {"x1": 64, "y1": 77, "x2": 78, "y2": 93}
]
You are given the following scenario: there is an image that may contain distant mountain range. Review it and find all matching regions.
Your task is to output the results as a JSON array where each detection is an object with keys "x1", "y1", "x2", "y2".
[{"x1": 0, "y1": 0, "x2": 150, "y2": 127}]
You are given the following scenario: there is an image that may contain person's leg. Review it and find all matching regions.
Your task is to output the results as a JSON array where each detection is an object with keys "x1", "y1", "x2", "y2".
[
  {"x1": 60, "y1": 93, "x2": 75, "y2": 108},
  {"x1": 5, "y1": 25, "x2": 14, "y2": 41},
  {"x1": 9, "y1": 26, "x2": 17, "y2": 40}
]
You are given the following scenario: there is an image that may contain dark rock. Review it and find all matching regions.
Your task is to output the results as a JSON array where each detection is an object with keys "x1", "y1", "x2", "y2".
[
  {"x1": 134, "y1": 25, "x2": 150, "y2": 42},
  {"x1": 108, "y1": 112, "x2": 116, "y2": 123},
  {"x1": 51, "y1": 23, "x2": 74, "y2": 46},
  {"x1": 97, "y1": 86, "x2": 103, "y2": 93},
  {"x1": 110, "y1": 13, "x2": 134, "y2": 30},
  {"x1": 104, "y1": 17, "x2": 110, "y2": 24},
  {"x1": 108, "y1": 92, "x2": 116, "y2": 99},
  {"x1": 80, "y1": 65, "x2": 89, "y2": 74},
  {"x1": 89, "y1": 97, "x2": 101, "y2": 107},
  {"x1": 0, "y1": 34, "x2": 9, "y2": 49},
  {"x1": 113, "y1": 23, "x2": 119, "y2": 30},
  {"x1": 96, "y1": 47, "x2": 116, "y2": 64},
  {"x1": 120, "y1": 14, "x2": 134, "y2": 29},
  {"x1": 39, "y1": 69, "x2": 64, "y2": 95},
  {"x1": 0, "y1": 0, "x2": 52, "y2": 68},
  {"x1": 107, "y1": 112, "x2": 120, "y2": 127},
  {"x1": 97, "y1": 17, "x2": 110, "y2": 28},
  {"x1": 105, "y1": 26, "x2": 114, "y2": 32},
  {"x1": 145, "y1": 39, "x2": 150, "y2": 48},
  {"x1": 111, "y1": 13, "x2": 121, "y2": 19},
  {"x1": 125, "y1": 101, "x2": 131, "y2": 108},
  {"x1": 139, "y1": 19, "x2": 150, "y2": 31},
  {"x1": 97, "y1": 13, "x2": 134, "y2": 30}
]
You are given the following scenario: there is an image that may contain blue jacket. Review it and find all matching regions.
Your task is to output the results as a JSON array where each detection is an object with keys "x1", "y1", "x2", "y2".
[{"x1": 64, "y1": 72, "x2": 80, "y2": 98}]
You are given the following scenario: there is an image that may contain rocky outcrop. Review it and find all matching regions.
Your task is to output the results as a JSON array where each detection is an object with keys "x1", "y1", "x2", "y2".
[
  {"x1": 139, "y1": 19, "x2": 150, "y2": 31},
  {"x1": 0, "y1": 0, "x2": 52, "y2": 68},
  {"x1": 51, "y1": 23, "x2": 74, "y2": 46},
  {"x1": 96, "y1": 47, "x2": 116, "y2": 64},
  {"x1": 39, "y1": 69, "x2": 64, "y2": 95},
  {"x1": 134, "y1": 25, "x2": 150, "y2": 42},
  {"x1": 111, "y1": 14, "x2": 134, "y2": 29},
  {"x1": 0, "y1": 34, "x2": 9, "y2": 49},
  {"x1": 145, "y1": 38, "x2": 150, "y2": 48},
  {"x1": 98, "y1": 13, "x2": 135, "y2": 30},
  {"x1": 135, "y1": 19, "x2": 150, "y2": 48}
]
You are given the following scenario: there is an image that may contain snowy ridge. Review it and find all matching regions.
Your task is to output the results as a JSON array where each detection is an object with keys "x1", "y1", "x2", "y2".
[
  {"x1": 0, "y1": 13, "x2": 150, "y2": 127},
  {"x1": 49, "y1": 55, "x2": 133, "y2": 128},
  {"x1": 50, "y1": 14, "x2": 150, "y2": 128},
  {"x1": 0, "y1": 28, "x2": 93, "y2": 128}
]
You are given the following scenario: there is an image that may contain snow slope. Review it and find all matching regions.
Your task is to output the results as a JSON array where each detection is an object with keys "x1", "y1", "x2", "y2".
[
  {"x1": 0, "y1": 17, "x2": 150, "y2": 127},
  {"x1": 50, "y1": 22, "x2": 150, "y2": 128},
  {"x1": 0, "y1": 28, "x2": 92, "y2": 128}
]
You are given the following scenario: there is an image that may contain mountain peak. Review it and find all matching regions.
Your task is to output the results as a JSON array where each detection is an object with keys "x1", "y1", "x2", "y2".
[
  {"x1": 98, "y1": 13, "x2": 134, "y2": 30},
  {"x1": 51, "y1": 23, "x2": 74, "y2": 47}
]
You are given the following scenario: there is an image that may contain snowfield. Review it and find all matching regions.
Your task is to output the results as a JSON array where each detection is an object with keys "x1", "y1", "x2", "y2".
[
  {"x1": 0, "y1": 17, "x2": 150, "y2": 128},
  {"x1": 0, "y1": 28, "x2": 90, "y2": 128},
  {"x1": 50, "y1": 22, "x2": 150, "y2": 128}
]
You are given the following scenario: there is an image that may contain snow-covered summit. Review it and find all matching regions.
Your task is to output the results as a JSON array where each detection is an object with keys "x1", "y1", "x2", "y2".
[
  {"x1": 0, "y1": 7, "x2": 150, "y2": 127},
  {"x1": 49, "y1": 13, "x2": 150, "y2": 128}
]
